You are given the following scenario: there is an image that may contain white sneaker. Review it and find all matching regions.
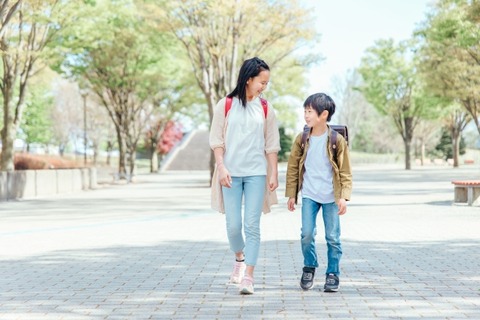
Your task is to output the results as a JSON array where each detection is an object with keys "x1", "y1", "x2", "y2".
[
  {"x1": 239, "y1": 274, "x2": 254, "y2": 294},
  {"x1": 230, "y1": 260, "x2": 246, "y2": 284}
]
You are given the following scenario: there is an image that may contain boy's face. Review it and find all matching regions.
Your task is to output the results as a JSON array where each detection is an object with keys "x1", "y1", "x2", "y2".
[{"x1": 304, "y1": 105, "x2": 328, "y2": 128}]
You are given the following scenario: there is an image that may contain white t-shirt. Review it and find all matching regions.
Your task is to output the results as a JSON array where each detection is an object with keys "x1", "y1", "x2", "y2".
[
  {"x1": 224, "y1": 97, "x2": 266, "y2": 176},
  {"x1": 301, "y1": 132, "x2": 335, "y2": 203}
]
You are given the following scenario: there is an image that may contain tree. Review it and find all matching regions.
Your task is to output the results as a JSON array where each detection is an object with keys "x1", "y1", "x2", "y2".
[
  {"x1": 331, "y1": 69, "x2": 373, "y2": 149},
  {"x1": 412, "y1": 119, "x2": 442, "y2": 166},
  {"x1": 50, "y1": 78, "x2": 86, "y2": 157},
  {"x1": 20, "y1": 84, "x2": 53, "y2": 150},
  {"x1": 147, "y1": 0, "x2": 319, "y2": 179},
  {"x1": 80, "y1": 90, "x2": 115, "y2": 165},
  {"x1": 0, "y1": 1, "x2": 21, "y2": 38},
  {"x1": 0, "y1": 0, "x2": 71, "y2": 171},
  {"x1": 358, "y1": 39, "x2": 438, "y2": 169},
  {"x1": 435, "y1": 126, "x2": 467, "y2": 161},
  {"x1": 417, "y1": 0, "x2": 480, "y2": 135},
  {"x1": 53, "y1": 0, "x2": 188, "y2": 178},
  {"x1": 441, "y1": 105, "x2": 470, "y2": 167},
  {"x1": 144, "y1": 69, "x2": 204, "y2": 173}
]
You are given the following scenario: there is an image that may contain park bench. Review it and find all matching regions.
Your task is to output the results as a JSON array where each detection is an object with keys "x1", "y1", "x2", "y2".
[{"x1": 451, "y1": 180, "x2": 480, "y2": 206}]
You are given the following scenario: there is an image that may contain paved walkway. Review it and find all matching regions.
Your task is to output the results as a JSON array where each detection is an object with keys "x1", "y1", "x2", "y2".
[{"x1": 0, "y1": 164, "x2": 479, "y2": 319}]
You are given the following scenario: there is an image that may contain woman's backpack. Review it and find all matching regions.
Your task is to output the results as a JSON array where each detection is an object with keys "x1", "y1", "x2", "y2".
[{"x1": 225, "y1": 96, "x2": 268, "y2": 118}]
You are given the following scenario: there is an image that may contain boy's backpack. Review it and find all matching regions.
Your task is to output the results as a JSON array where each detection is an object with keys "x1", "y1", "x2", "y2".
[
  {"x1": 300, "y1": 124, "x2": 349, "y2": 162},
  {"x1": 225, "y1": 96, "x2": 268, "y2": 118}
]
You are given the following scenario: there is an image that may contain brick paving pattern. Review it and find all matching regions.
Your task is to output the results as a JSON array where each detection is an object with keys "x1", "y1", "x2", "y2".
[{"x1": 0, "y1": 164, "x2": 479, "y2": 319}]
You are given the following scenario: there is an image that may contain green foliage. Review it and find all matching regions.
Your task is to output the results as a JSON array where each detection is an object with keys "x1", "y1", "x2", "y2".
[
  {"x1": 278, "y1": 127, "x2": 293, "y2": 162},
  {"x1": 417, "y1": 0, "x2": 480, "y2": 133},
  {"x1": 434, "y1": 128, "x2": 466, "y2": 160},
  {"x1": 49, "y1": 0, "x2": 198, "y2": 174},
  {"x1": 358, "y1": 38, "x2": 445, "y2": 169},
  {"x1": 359, "y1": 39, "x2": 415, "y2": 117},
  {"x1": 20, "y1": 85, "x2": 54, "y2": 146},
  {"x1": 265, "y1": 56, "x2": 312, "y2": 130},
  {"x1": 153, "y1": 0, "x2": 319, "y2": 133}
]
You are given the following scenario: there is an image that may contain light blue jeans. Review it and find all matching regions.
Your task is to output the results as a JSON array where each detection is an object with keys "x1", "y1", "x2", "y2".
[
  {"x1": 222, "y1": 175, "x2": 266, "y2": 266},
  {"x1": 301, "y1": 197, "x2": 342, "y2": 276}
]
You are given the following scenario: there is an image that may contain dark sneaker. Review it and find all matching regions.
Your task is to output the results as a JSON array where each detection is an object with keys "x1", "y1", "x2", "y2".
[
  {"x1": 324, "y1": 273, "x2": 339, "y2": 292},
  {"x1": 300, "y1": 267, "x2": 315, "y2": 290}
]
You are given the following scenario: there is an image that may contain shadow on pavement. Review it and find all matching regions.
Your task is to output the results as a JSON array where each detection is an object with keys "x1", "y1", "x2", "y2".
[{"x1": 1, "y1": 238, "x2": 479, "y2": 319}]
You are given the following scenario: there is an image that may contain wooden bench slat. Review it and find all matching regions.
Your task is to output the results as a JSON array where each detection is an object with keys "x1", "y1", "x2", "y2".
[{"x1": 451, "y1": 180, "x2": 480, "y2": 186}]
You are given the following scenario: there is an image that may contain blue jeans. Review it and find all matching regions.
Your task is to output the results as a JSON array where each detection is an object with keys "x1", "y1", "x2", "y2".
[
  {"x1": 222, "y1": 175, "x2": 266, "y2": 266},
  {"x1": 301, "y1": 197, "x2": 342, "y2": 276}
]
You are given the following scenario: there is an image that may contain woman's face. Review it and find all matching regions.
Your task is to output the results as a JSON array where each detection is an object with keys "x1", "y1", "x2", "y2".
[{"x1": 246, "y1": 70, "x2": 270, "y2": 100}]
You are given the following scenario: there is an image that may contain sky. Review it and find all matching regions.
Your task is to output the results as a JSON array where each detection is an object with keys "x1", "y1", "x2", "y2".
[{"x1": 303, "y1": 0, "x2": 435, "y2": 94}]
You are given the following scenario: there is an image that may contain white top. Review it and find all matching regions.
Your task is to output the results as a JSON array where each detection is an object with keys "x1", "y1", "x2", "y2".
[
  {"x1": 302, "y1": 132, "x2": 335, "y2": 203},
  {"x1": 224, "y1": 97, "x2": 266, "y2": 176}
]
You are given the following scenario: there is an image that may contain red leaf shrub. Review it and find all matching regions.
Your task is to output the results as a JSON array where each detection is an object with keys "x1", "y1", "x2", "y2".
[
  {"x1": 13, "y1": 153, "x2": 82, "y2": 170},
  {"x1": 158, "y1": 121, "x2": 183, "y2": 155}
]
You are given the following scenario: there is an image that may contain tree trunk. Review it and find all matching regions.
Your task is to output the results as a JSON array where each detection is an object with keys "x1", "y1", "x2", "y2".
[
  {"x1": 93, "y1": 144, "x2": 98, "y2": 165},
  {"x1": 404, "y1": 139, "x2": 412, "y2": 170},
  {"x1": 1, "y1": 127, "x2": 15, "y2": 171},
  {"x1": 150, "y1": 142, "x2": 158, "y2": 173},
  {"x1": 420, "y1": 138, "x2": 426, "y2": 166},
  {"x1": 403, "y1": 117, "x2": 414, "y2": 170},
  {"x1": 106, "y1": 141, "x2": 113, "y2": 165},
  {"x1": 116, "y1": 130, "x2": 127, "y2": 178},
  {"x1": 1, "y1": 98, "x2": 17, "y2": 171},
  {"x1": 451, "y1": 130, "x2": 460, "y2": 168},
  {"x1": 1, "y1": 53, "x2": 15, "y2": 171},
  {"x1": 128, "y1": 149, "x2": 136, "y2": 180}
]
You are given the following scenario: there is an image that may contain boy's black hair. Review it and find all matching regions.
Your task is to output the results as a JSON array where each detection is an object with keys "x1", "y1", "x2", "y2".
[
  {"x1": 228, "y1": 57, "x2": 270, "y2": 107},
  {"x1": 303, "y1": 93, "x2": 336, "y2": 122}
]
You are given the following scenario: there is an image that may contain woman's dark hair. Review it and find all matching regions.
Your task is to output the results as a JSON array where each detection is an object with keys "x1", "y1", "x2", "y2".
[
  {"x1": 228, "y1": 57, "x2": 270, "y2": 107},
  {"x1": 303, "y1": 93, "x2": 336, "y2": 122}
]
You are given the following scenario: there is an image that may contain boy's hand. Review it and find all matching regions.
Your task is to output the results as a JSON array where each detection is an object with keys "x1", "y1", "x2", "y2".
[
  {"x1": 287, "y1": 197, "x2": 296, "y2": 212},
  {"x1": 337, "y1": 198, "x2": 347, "y2": 215}
]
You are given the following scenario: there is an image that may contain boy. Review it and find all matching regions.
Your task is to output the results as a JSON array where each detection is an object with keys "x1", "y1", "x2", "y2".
[{"x1": 285, "y1": 93, "x2": 352, "y2": 292}]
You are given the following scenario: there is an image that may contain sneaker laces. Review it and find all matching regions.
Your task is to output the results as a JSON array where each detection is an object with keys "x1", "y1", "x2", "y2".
[
  {"x1": 326, "y1": 274, "x2": 337, "y2": 284},
  {"x1": 302, "y1": 272, "x2": 313, "y2": 281},
  {"x1": 242, "y1": 274, "x2": 253, "y2": 286},
  {"x1": 232, "y1": 261, "x2": 244, "y2": 275}
]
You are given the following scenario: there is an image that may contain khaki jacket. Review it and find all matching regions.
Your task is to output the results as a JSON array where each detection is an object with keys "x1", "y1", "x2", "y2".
[
  {"x1": 210, "y1": 97, "x2": 281, "y2": 213},
  {"x1": 285, "y1": 126, "x2": 352, "y2": 204}
]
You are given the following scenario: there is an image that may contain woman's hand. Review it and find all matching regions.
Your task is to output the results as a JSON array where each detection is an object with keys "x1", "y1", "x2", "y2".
[
  {"x1": 218, "y1": 164, "x2": 232, "y2": 188},
  {"x1": 268, "y1": 174, "x2": 278, "y2": 191}
]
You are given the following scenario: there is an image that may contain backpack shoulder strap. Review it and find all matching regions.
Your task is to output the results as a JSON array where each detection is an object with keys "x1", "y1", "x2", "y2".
[
  {"x1": 330, "y1": 128, "x2": 338, "y2": 161},
  {"x1": 300, "y1": 125, "x2": 309, "y2": 150},
  {"x1": 224, "y1": 96, "x2": 233, "y2": 117},
  {"x1": 260, "y1": 98, "x2": 268, "y2": 118},
  {"x1": 225, "y1": 97, "x2": 268, "y2": 118}
]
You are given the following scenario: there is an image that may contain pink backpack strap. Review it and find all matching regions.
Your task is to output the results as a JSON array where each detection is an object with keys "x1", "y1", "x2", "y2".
[
  {"x1": 260, "y1": 98, "x2": 268, "y2": 118},
  {"x1": 225, "y1": 96, "x2": 268, "y2": 118},
  {"x1": 225, "y1": 96, "x2": 233, "y2": 117}
]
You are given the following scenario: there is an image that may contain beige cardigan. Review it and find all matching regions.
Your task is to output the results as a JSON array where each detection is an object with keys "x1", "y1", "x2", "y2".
[{"x1": 209, "y1": 97, "x2": 281, "y2": 213}]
